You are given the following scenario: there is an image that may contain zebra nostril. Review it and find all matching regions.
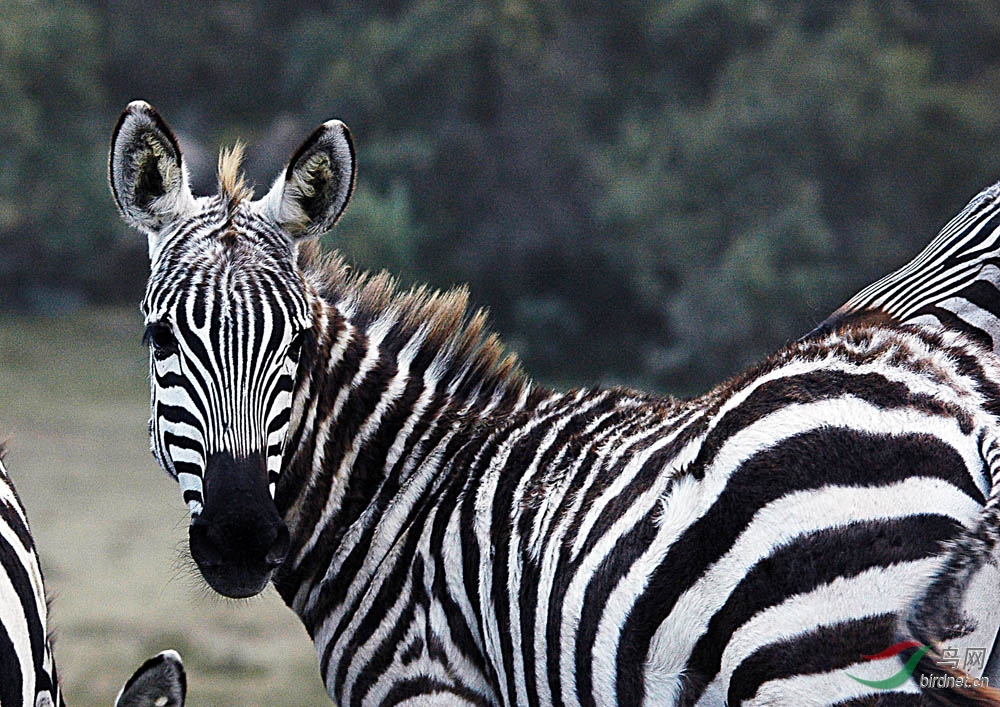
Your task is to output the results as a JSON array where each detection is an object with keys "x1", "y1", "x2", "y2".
[{"x1": 266, "y1": 523, "x2": 290, "y2": 569}]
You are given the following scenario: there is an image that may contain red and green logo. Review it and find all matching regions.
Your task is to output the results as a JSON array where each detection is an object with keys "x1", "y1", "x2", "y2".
[{"x1": 846, "y1": 641, "x2": 931, "y2": 689}]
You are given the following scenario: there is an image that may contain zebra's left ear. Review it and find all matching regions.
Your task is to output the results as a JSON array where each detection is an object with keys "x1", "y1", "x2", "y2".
[
  {"x1": 257, "y1": 119, "x2": 356, "y2": 242},
  {"x1": 109, "y1": 101, "x2": 196, "y2": 256},
  {"x1": 115, "y1": 650, "x2": 186, "y2": 707}
]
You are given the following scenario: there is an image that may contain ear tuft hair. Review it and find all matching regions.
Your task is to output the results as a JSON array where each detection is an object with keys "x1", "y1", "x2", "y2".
[
  {"x1": 256, "y1": 120, "x2": 355, "y2": 241},
  {"x1": 218, "y1": 141, "x2": 253, "y2": 204}
]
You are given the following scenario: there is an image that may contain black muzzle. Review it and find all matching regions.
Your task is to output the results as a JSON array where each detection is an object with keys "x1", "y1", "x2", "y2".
[{"x1": 188, "y1": 451, "x2": 289, "y2": 598}]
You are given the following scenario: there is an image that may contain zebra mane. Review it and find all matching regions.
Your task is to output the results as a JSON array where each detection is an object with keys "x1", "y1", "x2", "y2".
[
  {"x1": 298, "y1": 241, "x2": 527, "y2": 395},
  {"x1": 217, "y1": 142, "x2": 253, "y2": 206}
]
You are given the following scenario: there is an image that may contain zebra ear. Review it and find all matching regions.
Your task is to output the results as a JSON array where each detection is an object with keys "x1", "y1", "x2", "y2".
[
  {"x1": 109, "y1": 101, "x2": 196, "y2": 253},
  {"x1": 258, "y1": 119, "x2": 356, "y2": 241},
  {"x1": 115, "y1": 650, "x2": 186, "y2": 707}
]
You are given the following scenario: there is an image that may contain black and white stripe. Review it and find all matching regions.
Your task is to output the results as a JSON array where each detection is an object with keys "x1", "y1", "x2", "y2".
[
  {"x1": 1, "y1": 444, "x2": 187, "y2": 705},
  {"x1": 113, "y1": 103, "x2": 1000, "y2": 705},
  {"x1": 816, "y1": 179, "x2": 1000, "y2": 352},
  {"x1": 139, "y1": 205, "x2": 311, "y2": 516},
  {"x1": 0, "y1": 448, "x2": 62, "y2": 707}
]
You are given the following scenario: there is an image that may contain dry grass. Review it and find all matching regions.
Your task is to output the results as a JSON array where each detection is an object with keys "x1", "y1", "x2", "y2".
[{"x1": 0, "y1": 308, "x2": 330, "y2": 705}]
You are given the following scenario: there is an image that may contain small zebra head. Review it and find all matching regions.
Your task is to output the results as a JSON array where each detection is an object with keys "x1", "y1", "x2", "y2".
[{"x1": 110, "y1": 101, "x2": 355, "y2": 597}]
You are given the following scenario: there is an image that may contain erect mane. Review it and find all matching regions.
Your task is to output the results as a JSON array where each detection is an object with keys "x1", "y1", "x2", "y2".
[
  {"x1": 217, "y1": 142, "x2": 253, "y2": 205},
  {"x1": 297, "y1": 241, "x2": 527, "y2": 396}
]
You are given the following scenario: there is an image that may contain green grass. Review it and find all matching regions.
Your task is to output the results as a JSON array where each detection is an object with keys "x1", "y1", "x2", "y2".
[{"x1": 0, "y1": 308, "x2": 331, "y2": 705}]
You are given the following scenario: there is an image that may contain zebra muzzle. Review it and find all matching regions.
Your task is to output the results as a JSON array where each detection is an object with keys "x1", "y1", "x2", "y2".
[{"x1": 188, "y1": 451, "x2": 289, "y2": 598}]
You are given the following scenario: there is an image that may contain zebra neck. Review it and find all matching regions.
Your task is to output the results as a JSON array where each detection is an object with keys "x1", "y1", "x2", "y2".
[
  {"x1": 273, "y1": 293, "x2": 531, "y2": 616},
  {"x1": 829, "y1": 263, "x2": 1000, "y2": 353},
  {"x1": 816, "y1": 179, "x2": 1000, "y2": 351}
]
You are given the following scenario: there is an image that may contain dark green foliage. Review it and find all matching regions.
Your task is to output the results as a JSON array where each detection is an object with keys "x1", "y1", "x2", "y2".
[{"x1": 6, "y1": 0, "x2": 1000, "y2": 394}]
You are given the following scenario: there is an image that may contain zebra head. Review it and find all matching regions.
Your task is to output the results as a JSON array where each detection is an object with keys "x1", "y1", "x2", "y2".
[{"x1": 110, "y1": 101, "x2": 355, "y2": 597}]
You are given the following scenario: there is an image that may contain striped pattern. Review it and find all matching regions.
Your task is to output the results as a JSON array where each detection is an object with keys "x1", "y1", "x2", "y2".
[
  {"x1": 277, "y1": 283, "x2": 1000, "y2": 706},
  {"x1": 141, "y1": 199, "x2": 312, "y2": 516},
  {"x1": 113, "y1": 104, "x2": 1000, "y2": 705},
  {"x1": 0, "y1": 449, "x2": 62, "y2": 707},
  {"x1": 817, "y1": 179, "x2": 1000, "y2": 351}
]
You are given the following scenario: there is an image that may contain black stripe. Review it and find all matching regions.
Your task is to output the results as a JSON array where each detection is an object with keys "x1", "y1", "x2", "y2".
[
  {"x1": 922, "y1": 304, "x2": 994, "y2": 351},
  {"x1": 163, "y1": 431, "x2": 203, "y2": 456},
  {"x1": 428, "y1": 470, "x2": 494, "y2": 682},
  {"x1": 352, "y1": 555, "x2": 429, "y2": 704},
  {"x1": 545, "y1": 442, "x2": 606, "y2": 707},
  {"x1": 380, "y1": 676, "x2": 491, "y2": 706},
  {"x1": 156, "y1": 402, "x2": 202, "y2": 431},
  {"x1": 0, "y1": 532, "x2": 46, "y2": 694},
  {"x1": 514, "y1": 400, "x2": 622, "y2": 705},
  {"x1": 727, "y1": 614, "x2": 898, "y2": 704},
  {"x1": 173, "y1": 461, "x2": 202, "y2": 478},
  {"x1": 0, "y1": 622, "x2": 23, "y2": 707},
  {"x1": 0, "y1": 496, "x2": 33, "y2": 555},
  {"x1": 690, "y1": 369, "x2": 976, "y2": 484},
  {"x1": 678, "y1": 513, "x2": 964, "y2": 704},
  {"x1": 291, "y1": 391, "x2": 453, "y2": 628},
  {"x1": 330, "y1": 490, "x2": 438, "y2": 699},
  {"x1": 285, "y1": 329, "x2": 368, "y2": 561},
  {"x1": 616, "y1": 429, "x2": 979, "y2": 703}
]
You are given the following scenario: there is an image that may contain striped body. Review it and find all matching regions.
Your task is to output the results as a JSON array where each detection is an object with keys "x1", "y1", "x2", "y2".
[
  {"x1": 0, "y1": 447, "x2": 185, "y2": 706},
  {"x1": 109, "y1": 103, "x2": 1000, "y2": 705},
  {"x1": 0, "y1": 451, "x2": 61, "y2": 707},
  {"x1": 279, "y1": 285, "x2": 1000, "y2": 706}
]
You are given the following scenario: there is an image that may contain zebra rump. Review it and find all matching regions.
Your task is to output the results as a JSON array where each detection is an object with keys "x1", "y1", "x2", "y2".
[
  {"x1": 0, "y1": 444, "x2": 61, "y2": 706},
  {"x1": 1, "y1": 442, "x2": 187, "y2": 706}
]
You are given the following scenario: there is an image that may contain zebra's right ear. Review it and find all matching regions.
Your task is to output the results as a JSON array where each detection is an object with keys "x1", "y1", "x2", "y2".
[
  {"x1": 115, "y1": 650, "x2": 186, "y2": 707},
  {"x1": 109, "y1": 101, "x2": 196, "y2": 255},
  {"x1": 257, "y1": 119, "x2": 356, "y2": 242}
]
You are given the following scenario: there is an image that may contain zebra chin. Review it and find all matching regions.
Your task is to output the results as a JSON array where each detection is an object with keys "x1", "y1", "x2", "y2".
[
  {"x1": 187, "y1": 537, "x2": 280, "y2": 598},
  {"x1": 187, "y1": 451, "x2": 289, "y2": 599}
]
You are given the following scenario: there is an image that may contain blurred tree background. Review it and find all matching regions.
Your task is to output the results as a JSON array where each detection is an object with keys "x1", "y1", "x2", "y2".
[{"x1": 5, "y1": 0, "x2": 1000, "y2": 395}]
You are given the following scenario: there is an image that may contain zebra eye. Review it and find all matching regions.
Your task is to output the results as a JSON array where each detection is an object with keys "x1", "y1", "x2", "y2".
[
  {"x1": 287, "y1": 331, "x2": 305, "y2": 364},
  {"x1": 143, "y1": 322, "x2": 179, "y2": 359}
]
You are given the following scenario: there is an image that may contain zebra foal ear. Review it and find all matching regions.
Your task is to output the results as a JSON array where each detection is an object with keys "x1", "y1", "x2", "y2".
[
  {"x1": 115, "y1": 650, "x2": 186, "y2": 707},
  {"x1": 258, "y1": 119, "x2": 356, "y2": 241},
  {"x1": 109, "y1": 101, "x2": 195, "y2": 250}
]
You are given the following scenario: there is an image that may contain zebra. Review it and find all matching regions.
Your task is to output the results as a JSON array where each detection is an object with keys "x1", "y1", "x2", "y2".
[
  {"x1": 110, "y1": 99, "x2": 1000, "y2": 705},
  {"x1": 806, "y1": 179, "x2": 1000, "y2": 687},
  {"x1": 2, "y1": 443, "x2": 186, "y2": 706},
  {"x1": 0, "y1": 445, "x2": 62, "y2": 706},
  {"x1": 115, "y1": 650, "x2": 187, "y2": 707},
  {"x1": 812, "y1": 179, "x2": 1000, "y2": 351}
]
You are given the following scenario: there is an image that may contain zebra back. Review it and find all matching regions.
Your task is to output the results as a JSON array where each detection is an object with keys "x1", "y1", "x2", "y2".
[
  {"x1": 0, "y1": 445, "x2": 62, "y2": 706},
  {"x1": 814, "y1": 180, "x2": 1000, "y2": 350}
]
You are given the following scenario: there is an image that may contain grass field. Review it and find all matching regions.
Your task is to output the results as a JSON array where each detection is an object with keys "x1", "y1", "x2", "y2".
[{"x1": 0, "y1": 308, "x2": 331, "y2": 705}]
